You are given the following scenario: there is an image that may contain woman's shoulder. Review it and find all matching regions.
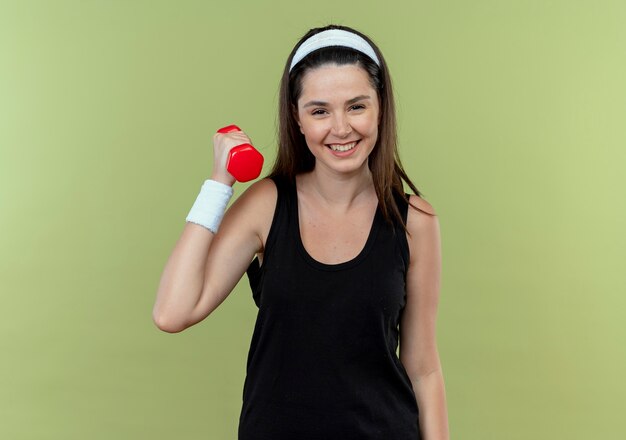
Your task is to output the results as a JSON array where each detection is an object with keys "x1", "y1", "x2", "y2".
[
  {"x1": 407, "y1": 194, "x2": 436, "y2": 217},
  {"x1": 405, "y1": 194, "x2": 439, "y2": 255},
  {"x1": 237, "y1": 177, "x2": 278, "y2": 207},
  {"x1": 228, "y1": 178, "x2": 279, "y2": 250}
]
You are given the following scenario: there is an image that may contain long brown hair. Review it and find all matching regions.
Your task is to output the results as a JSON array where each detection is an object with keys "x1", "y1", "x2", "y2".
[{"x1": 268, "y1": 24, "x2": 435, "y2": 228}]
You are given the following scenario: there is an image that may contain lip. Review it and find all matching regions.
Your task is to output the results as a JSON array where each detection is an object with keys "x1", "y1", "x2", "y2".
[
  {"x1": 326, "y1": 140, "x2": 360, "y2": 157},
  {"x1": 325, "y1": 140, "x2": 360, "y2": 147}
]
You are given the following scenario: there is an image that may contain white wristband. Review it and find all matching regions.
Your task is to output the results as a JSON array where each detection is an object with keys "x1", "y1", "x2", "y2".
[{"x1": 185, "y1": 179, "x2": 234, "y2": 234}]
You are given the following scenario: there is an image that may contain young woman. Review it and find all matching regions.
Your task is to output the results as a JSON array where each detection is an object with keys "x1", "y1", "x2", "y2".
[{"x1": 154, "y1": 24, "x2": 449, "y2": 440}]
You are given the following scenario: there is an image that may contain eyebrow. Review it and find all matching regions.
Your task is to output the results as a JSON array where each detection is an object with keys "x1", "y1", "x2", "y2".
[{"x1": 302, "y1": 95, "x2": 371, "y2": 108}]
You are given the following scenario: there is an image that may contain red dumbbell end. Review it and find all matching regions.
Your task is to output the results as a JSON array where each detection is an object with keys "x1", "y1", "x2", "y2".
[
  {"x1": 227, "y1": 144, "x2": 264, "y2": 182},
  {"x1": 217, "y1": 124, "x2": 241, "y2": 134}
]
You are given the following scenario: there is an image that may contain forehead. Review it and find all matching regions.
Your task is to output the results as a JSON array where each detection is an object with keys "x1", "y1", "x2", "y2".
[{"x1": 298, "y1": 63, "x2": 376, "y2": 102}]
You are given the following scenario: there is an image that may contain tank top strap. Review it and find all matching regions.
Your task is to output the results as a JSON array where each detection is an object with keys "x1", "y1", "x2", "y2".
[
  {"x1": 390, "y1": 191, "x2": 411, "y2": 271},
  {"x1": 279, "y1": 174, "x2": 298, "y2": 219},
  {"x1": 262, "y1": 175, "x2": 295, "y2": 259}
]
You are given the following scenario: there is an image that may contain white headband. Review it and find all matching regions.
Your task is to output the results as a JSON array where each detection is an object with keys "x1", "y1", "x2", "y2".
[{"x1": 289, "y1": 29, "x2": 381, "y2": 72}]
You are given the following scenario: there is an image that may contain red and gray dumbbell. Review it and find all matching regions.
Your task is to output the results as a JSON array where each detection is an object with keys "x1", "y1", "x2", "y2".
[{"x1": 216, "y1": 124, "x2": 264, "y2": 183}]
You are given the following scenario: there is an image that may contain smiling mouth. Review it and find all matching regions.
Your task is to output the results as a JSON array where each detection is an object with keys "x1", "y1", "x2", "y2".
[{"x1": 326, "y1": 140, "x2": 360, "y2": 152}]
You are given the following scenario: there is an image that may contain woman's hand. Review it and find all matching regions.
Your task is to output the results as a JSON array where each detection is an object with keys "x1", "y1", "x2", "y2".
[{"x1": 211, "y1": 129, "x2": 253, "y2": 186}]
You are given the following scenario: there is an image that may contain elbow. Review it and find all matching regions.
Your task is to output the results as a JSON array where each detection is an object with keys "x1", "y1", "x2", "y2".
[{"x1": 152, "y1": 311, "x2": 187, "y2": 334}]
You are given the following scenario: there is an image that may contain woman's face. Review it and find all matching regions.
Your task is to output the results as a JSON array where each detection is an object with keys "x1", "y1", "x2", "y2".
[{"x1": 294, "y1": 63, "x2": 380, "y2": 176}]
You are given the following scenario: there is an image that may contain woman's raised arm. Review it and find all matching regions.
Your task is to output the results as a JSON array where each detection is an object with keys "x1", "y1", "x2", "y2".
[
  {"x1": 153, "y1": 178, "x2": 276, "y2": 333},
  {"x1": 153, "y1": 126, "x2": 276, "y2": 332}
]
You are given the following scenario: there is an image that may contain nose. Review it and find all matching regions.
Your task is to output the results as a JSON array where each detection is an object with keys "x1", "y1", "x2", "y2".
[{"x1": 330, "y1": 112, "x2": 352, "y2": 138}]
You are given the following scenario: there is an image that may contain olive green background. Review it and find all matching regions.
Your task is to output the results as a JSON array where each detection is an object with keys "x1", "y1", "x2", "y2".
[{"x1": 1, "y1": 0, "x2": 624, "y2": 438}]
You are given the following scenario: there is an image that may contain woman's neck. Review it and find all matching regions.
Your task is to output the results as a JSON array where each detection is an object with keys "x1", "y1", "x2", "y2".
[{"x1": 297, "y1": 165, "x2": 376, "y2": 210}]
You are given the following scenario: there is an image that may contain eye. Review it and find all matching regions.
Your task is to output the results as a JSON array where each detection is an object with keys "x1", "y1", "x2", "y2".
[
  {"x1": 350, "y1": 104, "x2": 366, "y2": 111},
  {"x1": 311, "y1": 109, "x2": 327, "y2": 115}
]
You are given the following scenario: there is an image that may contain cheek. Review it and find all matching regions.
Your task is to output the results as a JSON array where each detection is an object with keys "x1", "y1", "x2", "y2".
[
  {"x1": 359, "y1": 116, "x2": 379, "y2": 137},
  {"x1": 302, "y1": 122, "x2": 325, "y2": 140}
]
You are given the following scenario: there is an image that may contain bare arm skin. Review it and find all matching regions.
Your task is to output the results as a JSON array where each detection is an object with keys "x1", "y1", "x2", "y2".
[
  {"x1": 153, "y1": 177, "x2": 276, "y2": 333},
  {"x1": 400, "y1": 195, "x2": 450, "y2": 440}
]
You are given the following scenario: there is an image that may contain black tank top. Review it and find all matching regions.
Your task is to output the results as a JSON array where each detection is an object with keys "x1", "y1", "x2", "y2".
[{"x1": 238, "y1": 175, "x2": 421, "y2": 439}]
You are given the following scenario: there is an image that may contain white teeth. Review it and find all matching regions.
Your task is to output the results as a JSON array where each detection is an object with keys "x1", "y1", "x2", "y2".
[{"x1": 328, "y1": 141, "x2": 358, "y2": 151}]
